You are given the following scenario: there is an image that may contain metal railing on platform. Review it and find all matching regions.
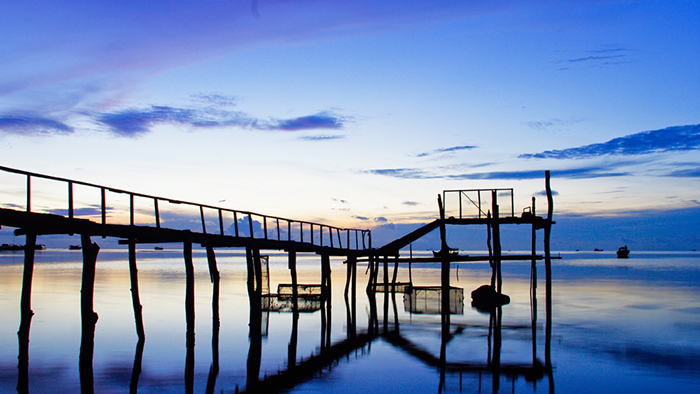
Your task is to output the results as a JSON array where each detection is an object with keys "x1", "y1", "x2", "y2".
[
  {"x1": 442, "y1": 188, "x2": 515, "y2": 219},
  {"x1": 0, "y1": 165, "x2": 371, "y2": 250}
]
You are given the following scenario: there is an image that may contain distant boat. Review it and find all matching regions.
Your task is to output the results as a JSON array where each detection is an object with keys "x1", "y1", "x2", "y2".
[
  {"x1": 594, "y1": 248, "x2": 603, "y2": 252},
  {"x1": 1, "y1": 243, "x2": 45, "y2": 251},
  {"x1": 0, "y1": 243, "x2": 23, "y2": 251},
  {"x1": 69, "y1": 245, "x2": 82, "y2": 250},
  {"x1": 155, "y1": 246, "x2": 164, "y2": 250},
  {"x1": 617, "y1": 246, "x2": 630, "y2": 258}
]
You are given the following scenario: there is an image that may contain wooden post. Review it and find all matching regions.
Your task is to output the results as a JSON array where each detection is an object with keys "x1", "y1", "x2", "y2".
[
  {"x1": 366, "y1": 255, "x2": 375, "y2": 293},
  {"x1": 183, "y1": 238, "x2": 195, "y2": 342},
  {"x1": 246, "y1": 247, "x2": 255, "y2": 299},
  {"x1": 18, "y1": 233, "x2": 37, "y2": 394},
  {"x1": 544, "y1": 170, "x2": 553, "y2": 368},
  {"x1": 383, "y1": 255, "x2": 389, "y2": 334},
  {"x1": 492, "y1": 191, "x2": 502, "y2": 294},
  {"x1": 321, "y1": 253, "x2": 331, "y2": 301},
  {"x1": 438, "y1": 195, "x2": 450, "y2": 326},
  {"x1": 391, "y1": 254, "x2": 399, "y2": 289},
  {"x1": 288, "y1": 250, "x2": 298, "y2": 308},
  {"x1": 80, "y1": 234, "x2": 99, "y2": 394},
  {"x1": 253, "y1": 249, "x2": 263, "y2": 295},
  {"x1": 246, "y1": 247, "x2": 262, "y2": 391},
  {"x1": 205, "y1": 246, "x2": 220, "y2": 394},
  {"x1": 531, "y1": 197, "x2": 538, "y2": 365},
  {"x1": 184, "y1": 238, "x2": 195, "y2": 394},
  {"x1": 129, "y1": 241, "x2": 145, "y2": 340},
  {"x1": 19, "y1": 233, "x2": 36, "y2": 322}
]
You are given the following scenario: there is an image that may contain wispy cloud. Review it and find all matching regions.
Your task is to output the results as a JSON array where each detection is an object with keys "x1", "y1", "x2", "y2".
[
  {"x1": 365, "y1": 168, "x2": 433, "y2": 179},
  {"x1": 417, "y1": 145, "x2": 477, "y2": 157},
  {"x1": 91, "y1": 105, "x2": 346, "y2": 137},
  {"x1": 298, "y1": 135, "x2": 345, "y2": 141},
  {"x1": 534, "y1": 190, "x2": 560, "y2": 197},
  {"x1": 446, "y1": 167, "x2": 629, "y2": 180},
  {"x1": 553, "y1": 47, "x2": 631, "y2": 70},
  {"x1": 270, "y1": 113, "x2": 343, "y2": 131},
  {"x1": 94, "y1": 106, "x2": 249, "y2": 136},
  {"x1": 0, "y1": 114, "x2": 73, "y2": 136},
  {"x1": 367, "y1": 166, "x2": 628, "y2": 181},
  {"x1": 189, "y1": 93, "x2": 238, "y2": 107},
  {"x1": 520, "y1": 125, "x2": 700, "y2": 159},
  {"x1": 667, "y1": 166, "x2": 700, "y2": 178},
  {"x1": 524, "y1": 118, "x2": 583, "y2": 131}
]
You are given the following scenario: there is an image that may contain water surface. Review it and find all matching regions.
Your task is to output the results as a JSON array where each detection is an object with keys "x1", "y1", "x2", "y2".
[{"x1": 1, "y1": 249, "x2": 699, "y2": 393}]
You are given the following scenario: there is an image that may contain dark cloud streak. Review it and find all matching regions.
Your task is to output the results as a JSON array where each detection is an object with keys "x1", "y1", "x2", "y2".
[
  {"x1": 0, "y1": 115, "x2": 73, "y2": 135},
  {"x1": 417, "y1": 145, "x2": 477, "y2": 157},
  {"x1": 93, "y1": 106, "x2": 346, "y2": 137},
  {"x1": 520, "y1": 125, "x2": 700, "y2": 159}
]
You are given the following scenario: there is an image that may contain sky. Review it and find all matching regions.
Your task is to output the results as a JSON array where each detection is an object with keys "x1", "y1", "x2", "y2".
[{"x1": 1, "y1": 1, "x2": 699, "y2": 250}]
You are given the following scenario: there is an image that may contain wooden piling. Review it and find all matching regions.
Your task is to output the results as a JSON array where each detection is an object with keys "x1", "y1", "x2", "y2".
[
  {"x1": 491, "y1": 191, "x2": 502, "y2": 294},
  {"x1": 205, "y1": 245, "x2": 220, "y2": 394},
  {"x1": 17, "y1": 233, "x2": 36, "y2": 394},
  {"x1": 288, "y1": 250, "x2": 298, "y2": 307},
  {"x1": 530, "y1": 197, "x2": 538, "y2": 365},
  {"x1": 80, "y1": 234, "x2": 99, "y2": 394},
  {"x1": 438, "y1": 195, "x2": 450, "y2": 323},
  {"x1": 128, "y1": 241, "x2": 145, "y2": 340},
  {"x1": 20, "y1": 233, "x2": 36, "y2": 320},
  {"x1": 544, "y1": 170, "x2": 553, "y2": 368},
  {"x1": 383, "y1": 255, "x2": 389, "y2": 333},
  {"x1": 183, "y1": 239, "x2": 195, "y2": 337}
]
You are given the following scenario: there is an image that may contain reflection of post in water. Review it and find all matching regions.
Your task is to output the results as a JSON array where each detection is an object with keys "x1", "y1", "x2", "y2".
[
  {"x1": 129, "y1": 338, "x2": 145, "y2": 394},
  {"x1": 206, "y1": 246, "x2": 220, "y2": 394},
  {"x1": 184, "y1": 239, "x2": 195, "y2": 394},
  {"x1": 246, "y1": 247, "x2": 263, "y2": 391},
  {"x1": 491, "y1": 307, "x2": 502, "y2": 393},
  {"x1": 17, "y1": 233, "x2": 37, "y2": 394},
  {"x1": 288, "y1": 306, "x2": 299, "y2": 371},
  {"x1": 80, "y1": 234, "x2": 100, "y2": 394}
]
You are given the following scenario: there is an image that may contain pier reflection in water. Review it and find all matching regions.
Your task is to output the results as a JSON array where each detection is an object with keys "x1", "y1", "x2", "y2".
[{"x1": 4, "y1": 248, "x2": 554, "y2": 394}]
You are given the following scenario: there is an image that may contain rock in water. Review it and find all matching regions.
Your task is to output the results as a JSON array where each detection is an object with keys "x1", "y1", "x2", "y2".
[{"x1": 471, "y1": 284, "x2": 510, "y2": 312}]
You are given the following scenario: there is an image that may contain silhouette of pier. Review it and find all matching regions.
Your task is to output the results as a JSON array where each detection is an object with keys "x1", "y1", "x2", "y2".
[{"x1": 1, "y1": 165, "x2": 555, "y2": 393}]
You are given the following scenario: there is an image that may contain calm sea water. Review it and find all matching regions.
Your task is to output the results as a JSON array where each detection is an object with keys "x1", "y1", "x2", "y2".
[{"x1": 1, "y1": 248, "x2": 699, "y2": 393}]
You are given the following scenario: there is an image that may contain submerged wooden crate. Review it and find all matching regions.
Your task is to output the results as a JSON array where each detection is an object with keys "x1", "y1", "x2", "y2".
[
  {"x1": 261, "y1": 284, "x2": 326, "y2": 313},
  {"x1": 403, "y1": 286, "x2": 464, "y2": 315}
]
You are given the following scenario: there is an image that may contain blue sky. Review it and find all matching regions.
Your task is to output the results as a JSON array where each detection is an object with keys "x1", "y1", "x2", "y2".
[{"x1": 1, "y1": 1, "x2": 699, "y2": 248}]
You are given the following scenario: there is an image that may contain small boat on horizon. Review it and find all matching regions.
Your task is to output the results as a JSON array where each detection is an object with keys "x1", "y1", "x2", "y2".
[
  {"x1": 69, "y1": 245, "x2": 82, "y2": 250},
  {"x1": 1, "y1": 243, "x2": 46, "y2": 251},
  {"x1": 617, "y1": 245, "x2": 630, "y2": 258}
]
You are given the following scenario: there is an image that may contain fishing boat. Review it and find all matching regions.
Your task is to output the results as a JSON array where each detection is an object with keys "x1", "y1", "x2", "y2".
[{"x1": 617, "y1": 245, "x2": 630, "y2": 258}]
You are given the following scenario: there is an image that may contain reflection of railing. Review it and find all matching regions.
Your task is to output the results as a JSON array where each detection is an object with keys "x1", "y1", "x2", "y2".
[
  {"x1": 442, "y1": 188, "x2": 515, "y2": 219},
  {"x1": 0, "y1": 165, "x2": 370, "y2": 250}
]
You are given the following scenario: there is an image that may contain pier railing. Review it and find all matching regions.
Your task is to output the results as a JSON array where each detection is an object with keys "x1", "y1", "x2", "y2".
[
  {"x1": 442, "y1": 188, "x2": 515, "y2": 219},
  {"x1": 0, "y1": 165, "x2": 371, "y2": 250}
]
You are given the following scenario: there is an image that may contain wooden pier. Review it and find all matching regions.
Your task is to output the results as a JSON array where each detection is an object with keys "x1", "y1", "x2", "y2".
[{"x1": 1, "y1": 165, "x2": 555, "y2": 393}]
